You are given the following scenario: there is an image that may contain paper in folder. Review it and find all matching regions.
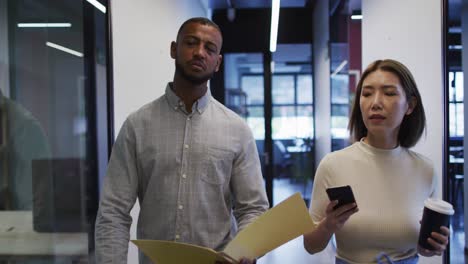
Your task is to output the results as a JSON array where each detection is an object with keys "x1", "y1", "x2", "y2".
[{"x1": 132, "y1": 192, "x2": 316, "y2": 264}]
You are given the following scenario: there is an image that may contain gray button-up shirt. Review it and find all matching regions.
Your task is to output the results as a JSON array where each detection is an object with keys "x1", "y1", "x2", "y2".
[{"x1": 95, "y1": 83, "x2": 269, "y2": 263}]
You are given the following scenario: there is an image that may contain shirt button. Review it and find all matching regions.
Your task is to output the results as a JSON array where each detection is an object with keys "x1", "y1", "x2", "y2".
[
  {"x1": 182, "y1": 174, "x2": 187, "y2": 179},
  {"x1": 187, "y1": 117, "x2": 190, "y2": 121},
  {"x1": 184, "y1": 144, "x2": 189, "y2": 149},
  {"x1": 175, "y1": 234, "x2": 180, "y2": 240},
  {"x1": 178, "y1": 205, "x2": 183, "y2": 210},
  {"x1": 174, "y1": 106, "x2": 178, "y2": 110}
]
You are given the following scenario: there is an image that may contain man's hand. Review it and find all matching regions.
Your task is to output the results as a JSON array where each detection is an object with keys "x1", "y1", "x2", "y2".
[{"x1": 418, "y1": 226, "x2": 450, "y2": 257}]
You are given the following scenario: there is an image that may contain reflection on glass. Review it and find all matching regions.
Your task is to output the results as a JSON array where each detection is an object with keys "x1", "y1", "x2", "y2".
[
  {"x1": 331, "y1": 104, "x2": 349, "y2": 139},
  {"x1": 449, "y1": 104, "x2": 464, "y2": 137},
  {"x1": 272, "y1": 106, "x2": 313, "y2": 140},
  {"x1": 0, "y1": 94, "x2": 51, "y2": 210},
  {"x1": 246, "y1": 106, "x2": 265, "y2": 140},
  {"x1": 0, "y1": 0, "x2": 109, "y2": 262},
  {"x1": 225, "y1": 54, "x2": 265, "y2": 140},
  {"x1": 223, "y1": 52, "x2": 265, "y2": 164},
  {"x1": 449, "y1": 72, "x2": 464, "y2": 137},
  {"x1": 271, "y1": 44, "x2": 314, "y2": 206},
  {"x1": 272, "y1": 75, "x2": 295, "y2": 104},
  {"x1": 449, "y1": 72, "x2": 464, "y2": 101},
  {"x1": 331, "y1": 74, "x2": 350, "y2": 104},
  {"x1": 241, "y1": 75, "x2": 264, "y2": 105},
  {"x1": 297, "y1": 74, "x2": 313, "y2": 104},
  {"x1": 447, "y1": 0, "x2": 465, "y2": 262},
  {"x1": 331, "y1": 74, "x2": 350, "y2": 150}
]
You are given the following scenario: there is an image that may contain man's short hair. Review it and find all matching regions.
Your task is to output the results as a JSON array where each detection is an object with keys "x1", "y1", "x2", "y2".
[{"x1": 176, "y1": 17, "x2": 222, "y2": 41}]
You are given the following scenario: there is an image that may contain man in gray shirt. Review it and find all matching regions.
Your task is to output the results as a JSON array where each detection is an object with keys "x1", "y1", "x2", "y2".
[{"x1": 95, "y1": 17, "x2": 269, "y2": 264}]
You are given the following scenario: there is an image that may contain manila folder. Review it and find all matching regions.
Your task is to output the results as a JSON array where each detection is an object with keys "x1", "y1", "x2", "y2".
[{"x1": 132, "y1": 192, "x2": 315, "y2": 263}]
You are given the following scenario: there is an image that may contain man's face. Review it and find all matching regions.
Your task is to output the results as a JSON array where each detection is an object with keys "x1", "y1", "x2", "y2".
[{"x1": 171, "y1": 22, "x2": 222, "y2": 85}]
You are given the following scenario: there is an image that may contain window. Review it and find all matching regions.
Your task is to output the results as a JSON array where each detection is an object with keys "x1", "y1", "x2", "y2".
[
  {"x1": 0, "y1": 0, "x2": 111, "y2": 262},
  {"x1": 331, "y1": 74, "x2": 350, "y2": 140},
  {"x1": 240, "y1": 74, "x2": 314, "y2": 140},
  {"x1": 449, "y1": 71, "x2": 464, "y2": 137}
]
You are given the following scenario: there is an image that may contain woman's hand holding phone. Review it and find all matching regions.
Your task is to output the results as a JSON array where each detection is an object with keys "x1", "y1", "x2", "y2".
[
  {"x1": 323, "y1": 185, "x2": 359, "y2": 233},
  {"x1": 322, "y1": 200, "x2": 359, "y2": 233}
]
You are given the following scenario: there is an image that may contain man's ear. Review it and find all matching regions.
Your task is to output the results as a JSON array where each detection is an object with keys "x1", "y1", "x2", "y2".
[
  {"x1": 170, "y1": 41, "x2": 177, "y2": 59},
  {"x1": 406, "y1": 96, "x2": 417, "y2": 115},
  {"x1": 214, "y1": 54, "x2": 222, "y2": 72}
]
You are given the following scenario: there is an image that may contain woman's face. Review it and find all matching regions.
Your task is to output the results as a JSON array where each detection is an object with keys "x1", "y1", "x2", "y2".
[{"x1": 359, "y1": 69, "x2": 414, "y2": 140}]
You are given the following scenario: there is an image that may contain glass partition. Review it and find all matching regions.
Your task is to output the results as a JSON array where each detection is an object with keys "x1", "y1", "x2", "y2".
[
  {"x1": 0, "y1": 0, "x2": 111, "y2": 262},
  {"x1": 447, "y1": 0, "x2": 466, "y2": 262}
]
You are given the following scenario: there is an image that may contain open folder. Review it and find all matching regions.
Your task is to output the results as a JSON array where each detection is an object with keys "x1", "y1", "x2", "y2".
[{"x1": 132, "y1": 192, "x2": 316, "y2": 264}]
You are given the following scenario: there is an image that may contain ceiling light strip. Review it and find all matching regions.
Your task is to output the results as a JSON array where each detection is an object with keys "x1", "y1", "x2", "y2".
[
  {"x1": 269, "y1": 0, "x2": 280, "y2": 52},
  {"x1": 86, "y1": 0, "x2": 107, "y2": 13},
  {"x1": 331, "y1": 60, "x2": 348, "y2": 77},
  {"x1": 46, "y1": 42, "x2": 83, "y2": 57}
]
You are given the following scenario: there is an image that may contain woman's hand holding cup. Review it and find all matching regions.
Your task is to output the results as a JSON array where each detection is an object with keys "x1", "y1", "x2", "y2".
[
  {"x1": 417, "y1": 225, "x2": 450, "y2": 256},
  {"x1": 418, "y1": 198, "x2": 453, "y2": 257}
]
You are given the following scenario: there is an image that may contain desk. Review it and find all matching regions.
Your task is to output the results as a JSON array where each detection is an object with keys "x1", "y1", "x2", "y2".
[
  {"x1": 0, "y1": 211, "x2": 88, "y2": 258},
  {"x1": 286, "y1": 146, "x2": 306, "y2": 153}
]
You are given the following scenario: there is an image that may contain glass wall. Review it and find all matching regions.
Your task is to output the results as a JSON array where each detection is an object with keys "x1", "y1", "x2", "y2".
[
  {"x1": 329, "y1": 0, "x2": 361, "y2": 152},
  {"x1": 447, "y1": 0, "x2": 465, "y2": 262},
  {"x1": 0, "y1": 0, "x2": 111, "y2": 262},
  {"x1": 223, "y1": 44, "x2": 315, "y2": 206},
  {"x1": 271, "y1": 44, "x2": 314, "y2": 205},
  {"x1": 449, "y1": 71, "x2": 464, "y2": 137}
]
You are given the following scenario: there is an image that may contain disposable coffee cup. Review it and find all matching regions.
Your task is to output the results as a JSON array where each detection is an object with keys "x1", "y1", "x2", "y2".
[{"x1": 418, "y1": 198, "x2": 454, "y2": 250}]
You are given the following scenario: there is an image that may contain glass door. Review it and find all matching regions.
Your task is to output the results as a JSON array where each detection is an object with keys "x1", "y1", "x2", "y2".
[
  {"x1": 271, "y1": 44, "x2": 314, "y2": 206},
  {"x1": 223, "y1": 52, "x2": 270, "y2": 200},
  {"x1": 446, "y1": 0, "x2": 466, "y2": 262},
  {"x1": 223, "y1": 44, "x2": 315, "y2": 206},
  {"x1": 0, "y1": 0, "x2": 111, "y2": 262}
]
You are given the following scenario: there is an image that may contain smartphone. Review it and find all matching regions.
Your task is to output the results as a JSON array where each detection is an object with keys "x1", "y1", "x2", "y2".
[{"x1": 326, "y1": 185, "x2": 357, "y2": 210}]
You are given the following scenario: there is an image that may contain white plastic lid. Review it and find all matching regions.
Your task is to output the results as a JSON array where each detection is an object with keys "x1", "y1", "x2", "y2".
[{"x1": 424, "y1": 198, "x2": 455, "y2": 215}]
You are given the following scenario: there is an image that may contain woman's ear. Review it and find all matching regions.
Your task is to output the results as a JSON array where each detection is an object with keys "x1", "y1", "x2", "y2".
[{"x1": 406, "y1": 96, "x2": 417, "y2": 115}]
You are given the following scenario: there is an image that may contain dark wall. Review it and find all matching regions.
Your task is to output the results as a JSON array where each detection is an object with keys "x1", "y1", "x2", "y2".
[{"x1": 212, "y1": 8, "x2": 313, "y2": 53}]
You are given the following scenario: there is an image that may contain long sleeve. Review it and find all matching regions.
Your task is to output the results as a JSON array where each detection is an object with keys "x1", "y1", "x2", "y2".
[
  {"x1": 309, "y1": 155, "x2": 333, "y2": 223},
  {"x1": 230, "y1": 126, "x2": 269, "y2": 231},
  {"x1": 95, "y1": 118, "x2": 139, "y2": 263}
]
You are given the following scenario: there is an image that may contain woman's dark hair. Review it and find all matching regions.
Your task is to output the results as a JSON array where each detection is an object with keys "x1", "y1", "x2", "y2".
[{"x1": 348, "y1": 59, "x2": 426, "y2": 148}]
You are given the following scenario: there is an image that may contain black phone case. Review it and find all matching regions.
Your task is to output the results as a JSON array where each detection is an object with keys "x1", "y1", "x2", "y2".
[{"x1": 326, "y1": 185, "x2": 356, "y2": 210}]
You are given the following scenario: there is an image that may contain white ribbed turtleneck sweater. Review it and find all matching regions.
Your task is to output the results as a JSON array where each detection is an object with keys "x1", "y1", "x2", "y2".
[{"x1": 309, "y1": 140, "x2": 437, "y2": 263}]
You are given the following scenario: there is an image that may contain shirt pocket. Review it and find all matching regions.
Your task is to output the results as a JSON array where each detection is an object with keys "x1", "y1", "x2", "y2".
[{"x1": 201, "y1": 147, "x2": 235, "y2": 186}]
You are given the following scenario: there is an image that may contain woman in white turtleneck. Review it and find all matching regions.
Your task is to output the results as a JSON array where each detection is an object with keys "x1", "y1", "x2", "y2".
[{"x1": 303, "y1": 59, "x2": 449, "y2": 264}]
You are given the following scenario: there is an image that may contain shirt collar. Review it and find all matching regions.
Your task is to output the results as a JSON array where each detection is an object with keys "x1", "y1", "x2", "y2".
[{"x1": 165, "y1": 82, "x2": 211, "y2": 114}]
